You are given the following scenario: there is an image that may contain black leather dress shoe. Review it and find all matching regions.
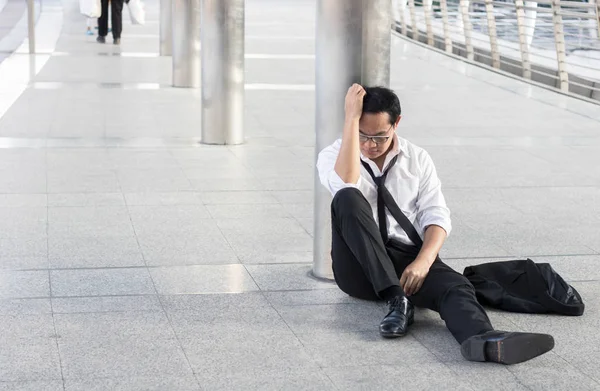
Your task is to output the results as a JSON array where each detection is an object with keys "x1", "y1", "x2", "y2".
[
  {"x1": 461, "y1": 330, "x2": 554, "y2": 364},
  {"x1": 380, "y1": 296, "x2": 414, "y2": 338}
]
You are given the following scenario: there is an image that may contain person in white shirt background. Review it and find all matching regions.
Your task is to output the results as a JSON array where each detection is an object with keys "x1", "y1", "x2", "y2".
[{"x1": 316, "y1": 84, "x2": 554, "y2": 364}]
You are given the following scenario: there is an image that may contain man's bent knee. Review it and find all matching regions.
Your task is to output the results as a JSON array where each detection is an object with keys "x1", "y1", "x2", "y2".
[{"x1": 332, "y1": 187, "x2": 367, "y2": 213}]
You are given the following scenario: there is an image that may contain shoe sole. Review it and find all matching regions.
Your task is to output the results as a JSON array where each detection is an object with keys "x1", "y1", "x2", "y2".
[
  {"x1": 379, "y1": 317, "x2": 414, "y2": 339},
  {"x1": 462, "y1": 333, "x2": 554, "y2": 365}
]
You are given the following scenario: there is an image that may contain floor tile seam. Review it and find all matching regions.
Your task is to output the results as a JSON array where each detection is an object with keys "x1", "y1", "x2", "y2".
[
  {"x1": 390, "y1": 325, "x2": 464, "y2": 374},
  {"x1": 52, "y1": 293, "x2": 158, "y2": 299},
  {"x1": 22, "y1": 80, "x2": 317, "y2": 90},
  {"x1": 49, "y1": 309, "x2": 163, "y2": 315},
  {"x1": 447, "y1": 219, "x2": 599, "y2": 258},
  {"x1": 257, "y1": 289, "x2": 333, "y2": 378},
  {"x1": 270, "y1": 302, "x2": 373, "y2": 308},
  {"x1": 101, "y1": 89, "x2": 108, "y2": 140},
  {"x1": 0, "y1": 376, "x2": 65, "y2": 384},
  {"x1": 204, "y1": 201, "x2": 247, "y2": 265},
  {"x1": 7, "y1": 276, "x2": 600, "y2": 300},
  {"x1": 490, "y1": 313, "x2": 593, "y2": 389},
  {"x1": 175, "y1": 147, "x2": 258, "y2": 199},
  {"x1": 153, "y1": 293, "x2": 203, "y2": 385},
  {"x1": 583, "y1": 245, "x2": 600, "y2": 255},
  {"x1": 434, "y1": 360, "x2": 481, "y2": 391},
  {"x1": 497, "y1": 199, "x2": 534, "y2": 216},
  {"x1": 52, "y1": 332, "x2": 184, "y2": 341},
  {"x1": 550, "y1": 354, "x2": 600, "y2": 387},
  {"x1": 492, "y1": 81, "x2": 600, "y2": 122},
  {"x1": 42, "y1": 24, "x2": 179, "y2": 391},
  {"x1": 109, "y1": 170, "x2": 164, "y2": 311},
  {"x1": 165, "y1": 148, "x2": 198, "y2": 196},
  {"x1": 443, "y1": 253, "x2": 600, "y2": 261},
  {"x1": 48, "y1": 222, "x2": 67, "y2": 390},
  {"x1": 10, "y1": 259, "x2": 320, "y2": 270},
  {"x1": 2, "y1": 288, "x2": 349, "y2": 301},
  {"x1": 0, "y1": 377, "x2": 63, "y2": 384},
  {"x1": 0, "y1": 142, "x2": 314, "y2": 150},
  {"x1": 222, "y1": 144, "x2": 267, "y2": 183},
  {"x1": 505, "y1": 350, "x2": 599, "y2": 388},
  {"x1": 443, "y1": 185, "x2": 600, "y2": 190},
  {"x1": 42, "y1": 141, "x2": 67, "y2": 388},
  {"x1": 124, "y1": 153, "x2": 203, "y2": 391},
  {"x1": 282, "y1": 204, "x2": 313, "y2": 237},
  {"x1": 0, "y1": 373, "x2": 199, "y2": 382},
  {"x1": 18, "y1": 254, "x2": 600, "y2": 274},
  {"x1": 241, "y1": 262, "x2": 264, "y2": 292},
  {"x1": 522, "y1": 146, "x2": 596, "y2": 168}
]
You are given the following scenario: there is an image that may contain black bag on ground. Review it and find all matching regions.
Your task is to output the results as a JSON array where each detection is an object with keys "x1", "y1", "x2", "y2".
[{"x1": 463, "y1": 259, "x2": 585, "y2": 316}]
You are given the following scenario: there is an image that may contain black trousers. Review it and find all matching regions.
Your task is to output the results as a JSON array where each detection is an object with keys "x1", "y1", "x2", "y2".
[
  {"x1": 99, "y1": 0, "x2": 124, "y2": 39},
  {"x1": 331, "y1": 187, "x2": 493, "y2": 344}
]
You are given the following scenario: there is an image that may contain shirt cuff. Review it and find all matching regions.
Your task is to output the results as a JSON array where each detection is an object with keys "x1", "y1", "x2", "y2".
[
  {"x1": 327, "y1": 170, "x2": 364, "y2": 195},
  {"x1": 419, "y1": 213, "x2": 452, "y2": 237}
]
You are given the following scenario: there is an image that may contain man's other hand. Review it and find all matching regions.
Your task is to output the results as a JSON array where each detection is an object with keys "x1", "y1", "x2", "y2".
[{"x1": 400, "y1": 258, "x2": 432, "y2": 296}]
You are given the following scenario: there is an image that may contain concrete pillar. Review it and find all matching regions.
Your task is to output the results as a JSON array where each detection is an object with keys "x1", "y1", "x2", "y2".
[
  {"x1": 172, "y1": 0, "x2": 201, "y2": 88},
  {"x1": 200, "y1": 0, "x2": 245, "y2": 145},
  {"x1": 313, "y1": 0, "x2": 392, "y2": 280}
]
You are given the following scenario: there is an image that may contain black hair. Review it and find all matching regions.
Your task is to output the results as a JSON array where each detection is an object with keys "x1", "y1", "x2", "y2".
[{"x1": 362, "y1": 86, "x2": 402, "y2": 125}]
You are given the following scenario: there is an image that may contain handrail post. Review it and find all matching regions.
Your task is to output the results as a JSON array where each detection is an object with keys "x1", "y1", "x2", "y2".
[
  {"x1": 484, "y1": 0, "x2": 500, "y2": 68},
  {"x1": 424, "y1": 0, "x2": 435, "y2": 45},
  {"x1": 398, "y1": 0, "x2": 409, "y2": 35},
  {"x1": 440, "y1": 0, "x2": 453, "y2": 53},
  {"x1": 595, "y1": 0, "x2": 600, "y2": 39},
  {"x1": 408, "y1": 0, "x2": 419, "y2": 41},
  {"x1": 515, "y1": 0, "x2": 532, "y2": 78},
  {"x1": 460, "y1": 0, "x2": 474, "y2": 60},
  {"x1": 550, "y1": 0, "x2": 569, "y2": 92}
]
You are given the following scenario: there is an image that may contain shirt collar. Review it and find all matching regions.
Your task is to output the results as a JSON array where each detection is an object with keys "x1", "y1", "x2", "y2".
[{"x1": 360, "y1": 133, "x2": 411, "y2": 171}]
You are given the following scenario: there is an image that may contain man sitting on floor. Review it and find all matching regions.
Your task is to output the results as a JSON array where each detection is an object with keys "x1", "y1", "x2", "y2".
[{"x1": 316, "y1": 84, "x2": 554, "y2": 364}]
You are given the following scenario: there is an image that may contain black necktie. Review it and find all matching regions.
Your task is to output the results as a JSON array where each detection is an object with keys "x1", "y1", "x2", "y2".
[{"x1": 360, "y1": 157, "x2": 424, "y2": 247}]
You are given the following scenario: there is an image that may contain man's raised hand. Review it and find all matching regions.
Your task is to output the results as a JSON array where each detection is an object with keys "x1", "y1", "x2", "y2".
[{"x1": 344, "y1": 84, "x2": 366, "y2": 122}]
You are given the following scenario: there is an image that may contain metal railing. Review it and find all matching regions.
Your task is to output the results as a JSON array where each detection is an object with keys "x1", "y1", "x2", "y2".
[{"x1": 394, "y1": 0, "x2": 600, "y2": 101}]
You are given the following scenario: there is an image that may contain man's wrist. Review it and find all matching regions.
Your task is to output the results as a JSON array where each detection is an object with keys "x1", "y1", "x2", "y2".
[
  {"x1": 344, "y1": 115, "x2": 360, "y2": 125},
  {"x1": 415, "y1": 254, "x2": 436, "y2": 267}
]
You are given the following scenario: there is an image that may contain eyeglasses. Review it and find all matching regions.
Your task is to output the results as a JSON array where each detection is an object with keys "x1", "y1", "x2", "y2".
[{"x1": 359, "y1": 126, "x2": 394, "y2": 145}]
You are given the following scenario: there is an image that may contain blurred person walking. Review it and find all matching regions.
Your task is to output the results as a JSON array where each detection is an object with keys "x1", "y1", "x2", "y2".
[{"x1": 97, "y1": 0, "x2": 123, "y2": 45}]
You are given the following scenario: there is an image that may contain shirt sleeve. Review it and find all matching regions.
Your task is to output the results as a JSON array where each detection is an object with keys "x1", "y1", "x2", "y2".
[
  {"x1": 316, "y1": 141, "x2": 365, "y2": 196},
  {"x1": 415, "y1": 151, "x2": 452, "y2": 237}
]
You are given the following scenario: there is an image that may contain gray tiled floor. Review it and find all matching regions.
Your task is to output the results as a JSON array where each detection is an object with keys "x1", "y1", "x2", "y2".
[{"x1": 0, "y1": 0, "x2": 599, "y2": 390}]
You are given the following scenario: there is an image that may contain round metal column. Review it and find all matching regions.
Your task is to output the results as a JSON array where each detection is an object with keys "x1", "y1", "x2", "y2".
[
  {"x1": 313, "y1": 0, "x2": 391, "y2": 280},
  {"x1": 200, "y1": 0, "x2": 245, "y2": 145},
  {"x1": 172, "y1": 0, "x2": 201, "y2": 88},
  {"x1": 160, "y1": 0, "x2": 172, "y2": 56},
  {"x1": 362, "y1": 0, "x2": 392, "y2": 86}
]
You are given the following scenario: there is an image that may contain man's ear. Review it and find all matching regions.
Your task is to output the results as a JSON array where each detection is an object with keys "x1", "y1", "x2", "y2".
[{"x1": 394, "y1": 115, "x2": 402, "y2": 128}]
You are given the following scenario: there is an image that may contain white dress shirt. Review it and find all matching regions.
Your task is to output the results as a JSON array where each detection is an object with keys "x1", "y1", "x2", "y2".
[{"x1": 316, "y1": 134, "x2": 452, "y2": 245}]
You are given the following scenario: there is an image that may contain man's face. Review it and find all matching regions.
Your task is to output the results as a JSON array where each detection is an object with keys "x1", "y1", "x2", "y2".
[{"x1": 359, "y1": 112, "x2": 398, "y2": 160}]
